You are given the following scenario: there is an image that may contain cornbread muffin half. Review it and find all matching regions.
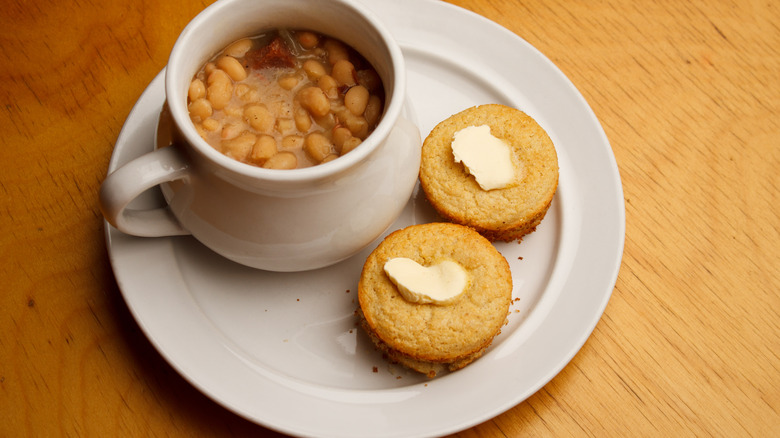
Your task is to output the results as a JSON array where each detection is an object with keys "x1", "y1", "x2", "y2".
[
  {"x1": 357, "y1": 222, "x2": 512, "y2": 378},
  {"x1": 420, "y1": 104, "x2": 559, "y2": 242}
]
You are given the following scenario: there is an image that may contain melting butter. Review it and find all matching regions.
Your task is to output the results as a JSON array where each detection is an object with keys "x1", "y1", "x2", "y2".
[
  {"x1": 451, "y1": 125, "x2": 514, "y2": 190},
  {"x1": 383, "y1": 258, "x2": 468, "y2": 305}
]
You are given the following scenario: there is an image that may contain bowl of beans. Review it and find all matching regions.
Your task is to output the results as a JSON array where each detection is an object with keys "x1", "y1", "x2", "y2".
[
  {"x1": 100, "y1": 0, "x2": 421, "y2": 271},
  {"x1": 187, "y1": 29, "x2": 386, "y2": 170}
]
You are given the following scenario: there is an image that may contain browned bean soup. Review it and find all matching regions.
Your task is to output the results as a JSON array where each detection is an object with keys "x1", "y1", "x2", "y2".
[{"x1": 187, "y1": 29, "x2": 385, "y2": 169}]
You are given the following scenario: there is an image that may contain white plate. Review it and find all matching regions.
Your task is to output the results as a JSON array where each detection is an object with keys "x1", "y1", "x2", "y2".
[{"x1": 105, "y1": 1, "x2": 625, "y2": 436}]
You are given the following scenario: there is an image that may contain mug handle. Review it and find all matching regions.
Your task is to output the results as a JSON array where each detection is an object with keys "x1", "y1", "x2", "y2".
[{"x1": 99, "y1": 146, "x2": 191, "y2": 237}]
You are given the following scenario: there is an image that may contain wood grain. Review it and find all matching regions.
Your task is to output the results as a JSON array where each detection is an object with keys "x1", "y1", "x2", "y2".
[{"x1": 2, "y1": 0, "x2": 778, "y2": 436}]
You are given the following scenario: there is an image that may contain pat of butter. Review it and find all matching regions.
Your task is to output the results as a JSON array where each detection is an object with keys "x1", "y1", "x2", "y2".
[
  {"x1": 452, "y1": 125, "x2": 514, "y2": 190},
  {"x1": 384, "y1": 258, "x2": 468, "y2": 305}
]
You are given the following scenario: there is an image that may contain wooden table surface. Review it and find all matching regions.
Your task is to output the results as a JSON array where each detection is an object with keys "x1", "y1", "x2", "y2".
[{"x1": 3, "y1": 0, "x2": 778, "y2": 436}]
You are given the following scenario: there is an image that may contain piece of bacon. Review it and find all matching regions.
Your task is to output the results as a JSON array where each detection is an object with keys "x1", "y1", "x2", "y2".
[{"x1": 246, "y1": 36, "x2": 295, "y2": 69}]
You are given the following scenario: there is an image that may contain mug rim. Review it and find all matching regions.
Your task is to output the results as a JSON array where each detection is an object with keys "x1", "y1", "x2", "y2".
[{"x1": 165, "y1": 0, "x2": 406, "y2": 182}]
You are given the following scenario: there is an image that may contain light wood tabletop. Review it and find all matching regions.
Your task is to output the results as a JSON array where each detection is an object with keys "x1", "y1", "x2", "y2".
[{"x1": 2, "y1": 0, "x2": 778, "y2": 436}]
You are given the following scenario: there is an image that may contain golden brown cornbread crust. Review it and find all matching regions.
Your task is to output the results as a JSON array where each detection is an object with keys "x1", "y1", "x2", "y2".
[
  {"x1": 357, "y1": 222, "x2": 512, "y2": 377},
  {"x1": 419, "y1": 104, "x2": 559, "y2": 242},
  {"x1": 356, "y1": 307, "x2": 489, "y2": 378}
]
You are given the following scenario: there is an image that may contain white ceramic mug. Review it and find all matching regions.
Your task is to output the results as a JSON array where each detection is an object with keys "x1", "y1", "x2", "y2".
[{"x1": 99, "y1": 0, "x2": 421, "y2": 272}]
